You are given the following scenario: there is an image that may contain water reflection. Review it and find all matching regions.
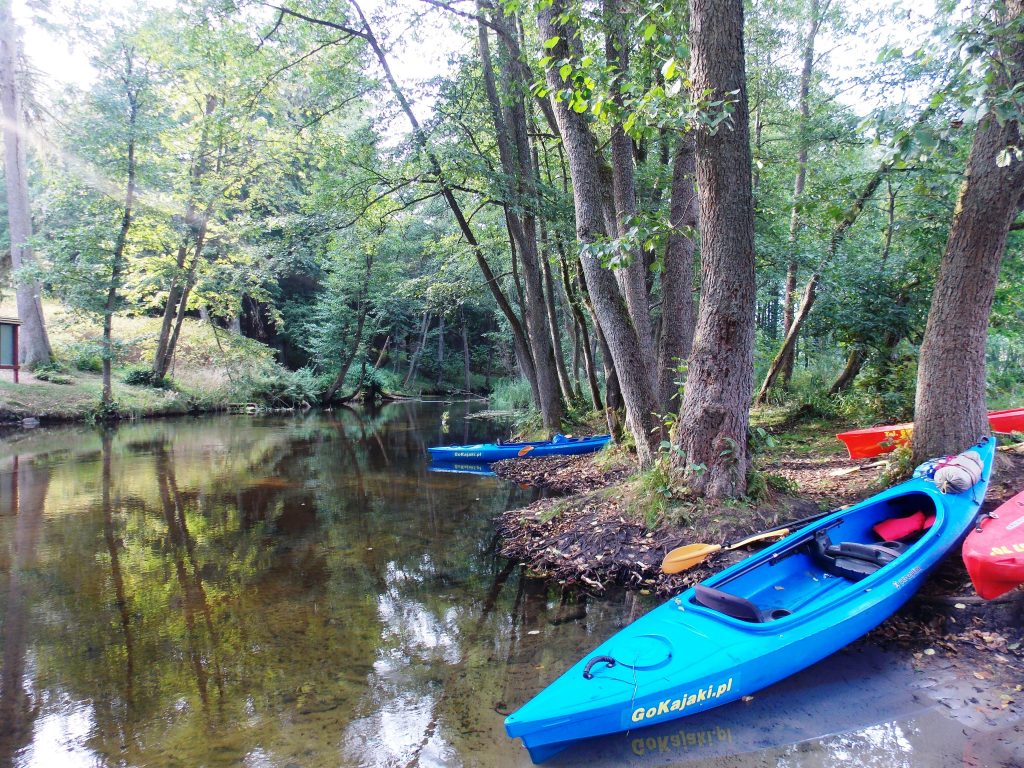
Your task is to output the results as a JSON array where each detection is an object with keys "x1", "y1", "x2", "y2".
[{"x1": 0, "y1": 404, "x2": 1018, "y2": 768}]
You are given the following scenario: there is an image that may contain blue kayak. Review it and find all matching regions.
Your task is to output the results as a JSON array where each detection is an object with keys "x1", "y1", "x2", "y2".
[
  {"x1": 427, "y1": 433, "x2": 611, "y2": 463},
  {"x1": 505, "y1": 437, "x2": 996, "y2": 763}
]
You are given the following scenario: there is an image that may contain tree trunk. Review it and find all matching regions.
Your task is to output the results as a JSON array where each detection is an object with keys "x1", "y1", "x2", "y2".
[
  {"x1": 0, "y1": 1, "x2": 51, "y2": 366},
  {"x1": 828, "y1": 347, "x2": 867, "y2": 395},
  {"x1": 152, "y1": 93, "x2": 221, "y2": 382},
  {"x1": 913, "y1": 5, "x2": 1024, "y2": 462},
  {"x1": 539, "y1": 0, "x2": 658, "y2": 467},
  {"x1": 538, "y1": 209, "x2": 576, "y2": 401},
  {"x1": 155, "y1": 223, "x2": 209, "y2": 381},
  {"x1": 478, "y1": 8, "x2": 563, "y2": 429},
  {"x1": 674, "y1": 0, "x2": 757, "y2": 498},
  {"x1": 657, "y1": 135, "x2": 698, "y2": 414},
  {"x1": 779, "y1": 0, "x2": 821, "y2": 388}
]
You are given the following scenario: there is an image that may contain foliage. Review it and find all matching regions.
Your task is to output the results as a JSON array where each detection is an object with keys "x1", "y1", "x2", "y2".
[
  {"x1": 488, "y1": 378, "x2": 534, "y2": 411},
  {"x1": 123, "y1": 366, "x2": 171, "y2": 388}
]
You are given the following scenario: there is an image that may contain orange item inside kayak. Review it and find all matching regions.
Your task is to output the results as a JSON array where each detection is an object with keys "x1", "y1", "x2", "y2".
[{"x1": 872, "y1": 511, "x2": 935, "y2": 541}]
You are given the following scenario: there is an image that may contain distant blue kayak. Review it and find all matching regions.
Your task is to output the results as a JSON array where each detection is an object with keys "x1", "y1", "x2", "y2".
[
  {"x1": 505, "y1": 437, "x2": 996, "y2": 763},
  {"x1": 427, "y1": 433, "x2": 611, "y2": 463}
]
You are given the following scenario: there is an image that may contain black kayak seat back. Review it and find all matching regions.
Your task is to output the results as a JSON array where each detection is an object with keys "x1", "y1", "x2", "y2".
[
  {"x1": 693, "y1": 584, "x2": 791, "y2": 624},
  {"x1": 810, "y1": 530, "x2": 906, "y2": 582}
]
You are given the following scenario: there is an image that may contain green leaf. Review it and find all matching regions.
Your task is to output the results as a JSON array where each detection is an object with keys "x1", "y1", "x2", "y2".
[
  {"x1": 559, "y1": 63, "x2": 573, "y2": 82},
  {"x1": 543, "y1": 36, "x2": 560, "y2": 49},
  {"x1": 643, "y1": 23, "x2": 657, "y2": 41}
]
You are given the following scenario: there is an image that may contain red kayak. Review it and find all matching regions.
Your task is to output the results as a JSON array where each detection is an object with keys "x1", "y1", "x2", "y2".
[
  {"x1": 836, "y1": 407, "x2": 1024, "y2": 460},
  {"x1": 962, "y1": 489, "x2": 1024, "y2": 599}
]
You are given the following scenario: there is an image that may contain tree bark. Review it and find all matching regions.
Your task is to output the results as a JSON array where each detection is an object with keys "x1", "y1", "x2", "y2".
[
  {"x1": 913, "y1": 3, "x2": 1024, "y2": 462},
  {"x1": 674, "y1": 0, "x2": 757, "y2": 498},
  {"x1": 538, "y1": 0, "x2": 658, "y2": 467},
  {"x1": 0, "y1": 1, "x2": 51, "y2": 366},
  {"x1": 657, "y1": 135, "x2": 698, "y2": 414}
]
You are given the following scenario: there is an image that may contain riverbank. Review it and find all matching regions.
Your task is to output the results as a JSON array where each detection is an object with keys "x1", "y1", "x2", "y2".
[{"x1": 494, "y1": 425, "x2": 1024, "y2": 594}]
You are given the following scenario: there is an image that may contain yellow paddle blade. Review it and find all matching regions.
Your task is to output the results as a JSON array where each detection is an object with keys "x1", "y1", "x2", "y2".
[
  {"x1": 660, "y1": 529, "x2": 791, "y2": 575},
  {"x1": 661, "y1": 543, "x2": 722, "y2": 574}
]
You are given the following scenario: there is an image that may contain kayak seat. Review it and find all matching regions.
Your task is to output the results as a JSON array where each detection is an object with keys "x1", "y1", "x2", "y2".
[
  {"x1": 810, "y1": 530, "x2": 906, "y2": 581},
  {"x1": 693, "y1": 584, "x2": 791, "y2": 623}
]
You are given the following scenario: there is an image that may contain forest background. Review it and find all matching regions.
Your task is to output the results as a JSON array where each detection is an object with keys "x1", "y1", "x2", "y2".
[{"x1": 1, "y1": 0, "x2": 1022, "y2": 497}]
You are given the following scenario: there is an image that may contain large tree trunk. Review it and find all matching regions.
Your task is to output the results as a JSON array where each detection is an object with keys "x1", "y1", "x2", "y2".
[
  {"x1": 0, "y1": 1, "x2": 51, "y2": 366},
  {"x1": 779, "y1": 0, "x2": 821, "y2": 388},
  {"x1": 913, "y1": 5, "x2": 1024, "y2": 462},
  {"x1": 674, "y1": 0, "x2": 757, "y2": 498},
  {"x1": 657, "y1": 135, "x2": 698, "y2": 414},
  {"x1": 538, "y1": 0, "x2": 658, "y2": 467}
]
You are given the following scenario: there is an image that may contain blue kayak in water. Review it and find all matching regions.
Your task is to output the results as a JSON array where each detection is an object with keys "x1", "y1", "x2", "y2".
[
  {"x1": 505, "y1": 437, "x2": 996, "y2": 763},
  {"x1": 427, "y1": 433, "x2": 611, "y2": 463}
]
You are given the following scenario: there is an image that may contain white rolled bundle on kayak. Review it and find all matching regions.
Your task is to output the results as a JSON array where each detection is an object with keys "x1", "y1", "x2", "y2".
[{"x1": 932, "y1": 449, "x2": 984, "y2": 493}]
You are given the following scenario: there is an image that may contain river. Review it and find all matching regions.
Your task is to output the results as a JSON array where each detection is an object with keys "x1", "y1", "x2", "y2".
[{"x1": 0, "y1": 403, "x2": 1019, "y2": 767}]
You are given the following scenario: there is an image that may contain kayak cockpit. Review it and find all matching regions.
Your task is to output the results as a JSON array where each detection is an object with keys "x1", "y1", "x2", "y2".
[{"x1": 688, "y1": 490, "x2": 941, "y2": 625}]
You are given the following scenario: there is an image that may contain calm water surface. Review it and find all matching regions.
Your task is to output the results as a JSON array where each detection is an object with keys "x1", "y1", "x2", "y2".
[{"x1": 0, "y1": 403, "x2": 1018, "y2": 768}]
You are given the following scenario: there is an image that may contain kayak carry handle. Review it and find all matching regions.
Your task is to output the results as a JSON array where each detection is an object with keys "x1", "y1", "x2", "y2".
[{"x1": 582, "y1": 655, "x2": 617, "y2": 679}]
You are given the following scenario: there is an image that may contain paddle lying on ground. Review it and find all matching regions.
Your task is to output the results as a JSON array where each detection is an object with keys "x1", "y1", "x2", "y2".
[{"x1": 661, "y1": 509, "x2": 834, "y2": 575}]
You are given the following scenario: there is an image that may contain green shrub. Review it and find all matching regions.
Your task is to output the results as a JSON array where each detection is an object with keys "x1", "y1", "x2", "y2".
[
  {"x1": 488, "y1": 377, "x2": 533, "y2": 410},
  {"x1": 123, "y1": 367, "x2": 172, "y2": 389},
  {"x1": 34, "y1": 368, "x2": 74, "y2": 385},
  {"x1": 65, "y1": 342, "x2": 104, "y2": 372},
  {"x1": 228, "y1": 365, "x2": 320, "y2": 407}
]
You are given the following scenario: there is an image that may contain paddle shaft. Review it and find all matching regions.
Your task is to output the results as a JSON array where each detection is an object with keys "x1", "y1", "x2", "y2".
[
  {"x1": 661, "y1": 508, "x2": 839, "y2": 575},
  {"x1": 722, "y1": 508, "x2": 834, "y2": 549}
]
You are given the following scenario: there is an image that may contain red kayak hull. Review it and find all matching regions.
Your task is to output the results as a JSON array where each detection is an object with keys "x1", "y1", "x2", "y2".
[
  {"x1": 836, "y1": 408, "x2": 1024, "y2": 460},
  {"x1": 962, "y1": 489, "x2": 1024, "y2": 600}
]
